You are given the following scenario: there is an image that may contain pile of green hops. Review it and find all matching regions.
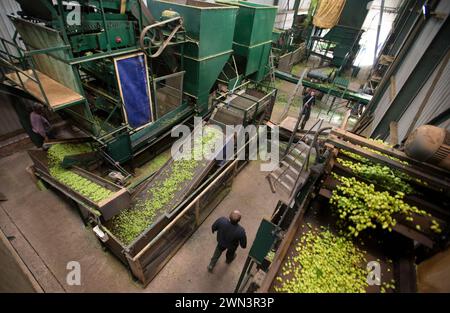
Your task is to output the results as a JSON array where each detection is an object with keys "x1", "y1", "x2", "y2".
[
  {"x1": 330, "y1": 175, "x2": 429, "y2": 237},
  {"x1": 339, "y1": 149, "x2": 424, "y2": 186},
  {"x1": 111, "y1": 127, "x2": 222, "y2": 245},
  {"x1": 47, "y1": 143, "x2": 92, "y2": 165},
  {"x1": 47, "y1": 144, "x2": 113, "y2": 203},
  {"x1": 274, "y1": 227, "x2": 368, "y2": 293}
]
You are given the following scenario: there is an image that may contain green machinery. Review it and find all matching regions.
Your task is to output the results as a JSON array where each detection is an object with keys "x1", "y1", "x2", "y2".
[
  {"x1": 270, "y1": 0, "x2": 371, "y2": 74},
  {"x1": 307, "y1": 0, "x2": 371, "y2": 70},
  {"x1": 0, "y1": 0, "x2": 191, "y2": 164},
  {"x1": 0, "y1": 0, "x2": 279, "y2": 285},
  {"x1": 147, "y1": 0, "x2": 238, "y2": 114},
  {"x1": 219, "y1": 1, "x2": 277, "y2": 82},
  {"x1": 148, "y1": 0, "x2": 277, "y2": 95},
  {"x1": 275, "y1": 70, "x2": 372, "y2": 105},
  {"x1": 0, "y1": 0, "x2": 278, "y2": 165}
]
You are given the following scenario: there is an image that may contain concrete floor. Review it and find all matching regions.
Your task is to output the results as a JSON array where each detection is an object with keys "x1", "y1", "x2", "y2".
[
  {"x1": 0, "y1": 151, "x2": 282, "y2": 292},
  {"x1": 271, "y1": 79, "x2": 357, "y2": 131}
]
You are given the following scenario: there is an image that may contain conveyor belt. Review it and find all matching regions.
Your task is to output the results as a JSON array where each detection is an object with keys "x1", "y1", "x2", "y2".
[
  {"x1": 210, "y1": 89, "x2": 272, "y2": 127},
  {"x1": 28, "y1": 149, "x2": 130, "y2": 220},
  {"x1": 128, "y1": 125, "x2": 226, "y2": 220},
  {"x1": 275, "y1": 70, "x2": 372, "y2": 105}
]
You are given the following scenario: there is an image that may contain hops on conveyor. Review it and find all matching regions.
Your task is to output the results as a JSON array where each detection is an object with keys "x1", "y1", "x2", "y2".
[
  {"x1": 336, "y1": 158, "x2": 415, "y2": 194},
  {"x1": 329, "y1": 175, "x2": 429, "y2": 237},
  {"x1": 111, "y1": 127, "x2": 222, "y2": 245},
  {"x1": 47, "y1": 144, "x2": 113, "y2": 203},
  {"x1": 274, "y1": 227, "x2": 368, "y2": 293}
]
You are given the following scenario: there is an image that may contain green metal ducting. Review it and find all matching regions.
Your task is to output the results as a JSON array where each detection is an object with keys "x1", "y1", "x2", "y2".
[
  {"x1": 322, "y1": 0, "x2": 371, "y2": 68},
  {"x1": 218, "y1": 1, "x2": 277, "y2": 80},
  {"x1": 147, "y1": 0, "x2": 238, "y2": 114}
]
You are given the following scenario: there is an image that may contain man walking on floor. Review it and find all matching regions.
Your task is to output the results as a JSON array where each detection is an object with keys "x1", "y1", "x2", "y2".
[{"x1": 208, "y1": 210, "x2": 247, "y2": 272}]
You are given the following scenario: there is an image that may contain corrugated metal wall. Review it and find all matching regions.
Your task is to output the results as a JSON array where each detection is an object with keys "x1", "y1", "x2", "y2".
[
  {"x1": 0, "y1": 94, "x2": 23, "y2": 139},
  {"x1": 396, "y1": 56, "x2": 450, "y2": 140},
  {"x1": 0, "y1": 0, "x2": 22, "y2": 44},
  {"x1": 369, "y1": 0, "x2": 450, "y2": 141},
  {"x1": 0, "y1": 0, "x2": 24, "y2": 139}
]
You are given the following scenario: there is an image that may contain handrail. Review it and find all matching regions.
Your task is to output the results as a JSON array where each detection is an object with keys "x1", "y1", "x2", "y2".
[
  {"x1": 0, "y1": 58, "x2": 39, "y2": 83},
  {"x1": 0, "y1": 36, "x2": 70, "y2": 60},
  {"x1": 1, "y1": 38, "x2": 83, "y2": 110},
  {"x1": 24, "y1": 45, "x2": 71, "y2": 57}
]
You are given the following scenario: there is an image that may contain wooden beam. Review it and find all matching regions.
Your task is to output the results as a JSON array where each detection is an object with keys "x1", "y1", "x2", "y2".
[
  {"x1": 258, "y1": 203, "x2": 305, "y2": 292},
  {"x1": 405, "y1": 51, "x2": 450, "y2": 138},
  {"x1": 328, "y1": 136, "x2": 450, "y2": 193},
  {"x1": 331, "y1": 129, "x2": 450, "y2": 179},
  {"x1": 389, "y1": 121, "x2": 398, "y2": 146},
  {"x1": 393, "y1": 223, "x2": 434, "y2": 248},
  {"x1": 340, "y1": 109, "x2": 351, "y2": 129}
]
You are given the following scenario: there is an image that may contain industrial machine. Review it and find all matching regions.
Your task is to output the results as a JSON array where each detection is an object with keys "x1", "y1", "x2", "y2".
[
  {"x1": 405, "y1": 125, "x2": 450, "y2": 171},
  {"x1": 306, "y1": 0, "x2": 371, "y2": 71},
  {"x1": 0, "y1": 0, "x2": 279, "y2": 160},
  {"x1": 0, "y1": 0, "x2": 279, "y2": 285},
  {"x1": 236, "y1": 128, "x2": 450, "y2": 293},
  {"x1": 271, "y1": 2, "x2": 311, "y2": 73},
  {"x1": 0, "y1": 0, "x2": 192, "y2": 163},
  {"x1": 268, "y1": 0, "x2": 373, "y2": 124}
]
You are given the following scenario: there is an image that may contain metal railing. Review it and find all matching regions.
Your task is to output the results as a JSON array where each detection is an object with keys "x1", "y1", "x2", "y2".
[{"x1": 0, "y1": 36, "x2": 70, "y2": 108}]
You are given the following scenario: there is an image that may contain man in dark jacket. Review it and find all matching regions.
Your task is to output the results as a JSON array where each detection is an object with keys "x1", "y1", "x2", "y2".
[
  {"x1": 30, "y1": 105, "x2": 53, "y2": 147},
  {"x1": 208, "y1": 210, "x2": 247, "y2": 272},
  {"x1": 300, "y1": 90, "x2": 316, "y2": 130}
]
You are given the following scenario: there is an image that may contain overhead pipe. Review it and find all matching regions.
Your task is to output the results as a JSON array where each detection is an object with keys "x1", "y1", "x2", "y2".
[{"x1": 373, "y1": 0, "x2": 385, "y2": 67}]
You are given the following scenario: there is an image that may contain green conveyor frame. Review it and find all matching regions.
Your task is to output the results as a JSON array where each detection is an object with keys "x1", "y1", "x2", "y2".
[{"x1": 275, "y1": 70, "x2": 372, "y2": 105}]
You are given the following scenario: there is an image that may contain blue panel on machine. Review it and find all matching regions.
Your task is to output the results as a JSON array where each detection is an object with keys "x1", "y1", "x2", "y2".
[{"x1": 114, "y1": 53, "x2": 153, "y2": 128}]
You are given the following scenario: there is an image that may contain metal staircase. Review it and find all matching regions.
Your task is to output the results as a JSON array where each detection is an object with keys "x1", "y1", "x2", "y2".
[
  {"x1": 267, "y1": 119, "x2": 323, "y2": 197},
  {"x1": 316, "y1": 76, "x2": 350, "y2": 122},
  {"x1": 267, "y1": 141, "x2": 309, "y2": 196}
]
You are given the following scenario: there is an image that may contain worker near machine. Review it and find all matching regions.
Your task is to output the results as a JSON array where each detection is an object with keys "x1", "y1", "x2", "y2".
[
  {"x1": 208, "y1": 210, "x2": 247, "y2": 272},
  {"x1": 30, "y1": 105, "x2": 53, "y2": 147},
  {"x1": 300, "y1": 90, "x2": 316, "y2": 130}
]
